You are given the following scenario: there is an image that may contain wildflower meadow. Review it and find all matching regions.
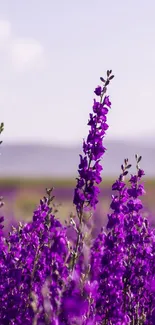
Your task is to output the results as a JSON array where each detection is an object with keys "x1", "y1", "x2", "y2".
[{"x1": 0, "y1": 70, "x2": 155, "y2": 324}]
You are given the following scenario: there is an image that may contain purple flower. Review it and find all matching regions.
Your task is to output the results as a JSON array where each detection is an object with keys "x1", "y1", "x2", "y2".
[
  {"x1": 92, "y1": 161, "x2": 130, "y2": 323},
  {"x1": 72, "y1": 72, "x2": 114, "y2": 272},
  {"x1": 73, "y1": 75, "x2": 113, "y2": 215},
  {"x1": 94, "y1": 85, "x2": 102, "y2": 96},
  {"x1": 0, "y1": 189, "x2": 69, "y2": 324}
]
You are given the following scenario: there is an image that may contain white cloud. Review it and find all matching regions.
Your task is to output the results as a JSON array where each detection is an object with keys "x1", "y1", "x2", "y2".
[
  {"x1": 0, "y1": 19, "x2": 45, "y2": 71},
  {"x1": 11, "y1": 38, "x2": 44, "y2": 71}
]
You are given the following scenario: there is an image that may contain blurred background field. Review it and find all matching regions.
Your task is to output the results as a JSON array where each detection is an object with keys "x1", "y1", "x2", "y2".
[
  {"x1": 1, "y1": 177, "x2": 155, "y2": 230},
  {"x1": 0, "y1": 142, "x2": 154, "y2": 229}
]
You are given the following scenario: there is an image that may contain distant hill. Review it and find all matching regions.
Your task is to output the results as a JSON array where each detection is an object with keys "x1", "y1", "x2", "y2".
[{"x1": 0, "y1": 139, "x2": 154, "y2": 178}]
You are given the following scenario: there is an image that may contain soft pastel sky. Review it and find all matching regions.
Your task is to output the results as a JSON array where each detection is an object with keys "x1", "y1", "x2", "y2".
[{"x1": 0, "y1": 0, "x2": 155, "y2": 145}]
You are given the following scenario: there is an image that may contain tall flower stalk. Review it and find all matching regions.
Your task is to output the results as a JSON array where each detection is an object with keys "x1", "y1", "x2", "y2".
[
  {"x1": 91, "y1": 156, "x2": 155, "y2": 324},
  {"x1": 93, "y1": 159, "x2": 131, "y2": 324},
  {"x1": 72, "y1": 70, "x2": 114, "y2": 270},
  {"x1": 123, "y1": 156, "x2": 155, "y2": 323}
]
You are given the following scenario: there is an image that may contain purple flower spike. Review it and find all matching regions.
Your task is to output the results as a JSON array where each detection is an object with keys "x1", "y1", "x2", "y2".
[
  {"x1": 73, "y1": 73, "x2": 113, "y2": 215},
  {"x1": 72, "y1": 71, "x2": 114, "y2": 271}
]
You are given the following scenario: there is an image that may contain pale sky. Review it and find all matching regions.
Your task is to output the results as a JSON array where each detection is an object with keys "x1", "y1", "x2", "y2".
[{"x1": 0, "y1": 0, "x2": 155, "y2": 145}]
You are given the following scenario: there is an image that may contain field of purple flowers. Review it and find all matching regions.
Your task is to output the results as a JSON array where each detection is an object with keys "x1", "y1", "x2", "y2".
[{"x1": 0, "y1": 70, "x2": 155, "y2": 324}]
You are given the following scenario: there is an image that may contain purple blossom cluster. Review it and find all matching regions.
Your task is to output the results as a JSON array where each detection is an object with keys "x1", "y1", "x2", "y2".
[{"x1": 0, "y1": 72, "x2": 155, "y2": 324}]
